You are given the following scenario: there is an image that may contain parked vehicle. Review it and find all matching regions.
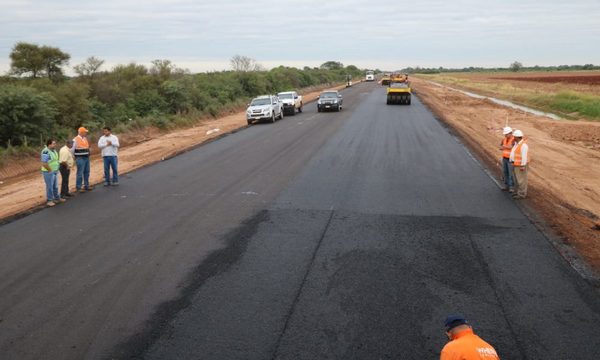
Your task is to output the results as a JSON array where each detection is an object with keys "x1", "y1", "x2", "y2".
[
  {"x1": 365, "y1": 70, "x2": 375, "y2": 81},
  {"x1": 246, "y1": 95, "x2": 284, "y2": 124},
  {"x1": 277, "y1": 91, "x2": 303, "y2": 115},
  {"x1": 317, "y1": 90, "x2": 343, "y2": 112}
]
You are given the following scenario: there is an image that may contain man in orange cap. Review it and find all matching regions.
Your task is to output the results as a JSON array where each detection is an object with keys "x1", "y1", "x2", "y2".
[
  {"x1": 72, "y1": 127, "x2": 93, "y2": 192},
  {"x1": 440, "y1": 315, "x2": 500, "y2": 360}
]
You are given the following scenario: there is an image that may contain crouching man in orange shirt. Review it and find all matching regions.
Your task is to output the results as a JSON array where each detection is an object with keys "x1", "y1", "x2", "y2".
[{"x1": 441, "y1": 315, "x2": 500, "y2": 360}]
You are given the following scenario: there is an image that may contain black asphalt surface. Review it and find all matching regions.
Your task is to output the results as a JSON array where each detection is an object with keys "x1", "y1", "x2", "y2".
[{"x1": 1, "y1": 82, "x2": 600, "y2": 360}]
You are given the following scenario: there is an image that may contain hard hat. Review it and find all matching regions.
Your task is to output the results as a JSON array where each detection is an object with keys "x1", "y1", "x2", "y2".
[
  {"x1": 513, "y1": 129, "x2": 524, "y2": 137},
  {"x1": 502, "y1": 127, "x2": 513, "y2": 135},
  {"x1": 78, "y1": 127, "x2": 89, "y2": 133}
]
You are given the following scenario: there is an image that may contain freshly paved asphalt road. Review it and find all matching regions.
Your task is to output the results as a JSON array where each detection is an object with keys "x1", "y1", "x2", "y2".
[{"x1": 1, "y1": 82, "x2": 600, "y2": 359}]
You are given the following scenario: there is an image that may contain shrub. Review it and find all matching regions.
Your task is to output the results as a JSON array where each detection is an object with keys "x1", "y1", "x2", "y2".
[{"x1": 0, "y1": 85, "x2": 57, "y2": 146}]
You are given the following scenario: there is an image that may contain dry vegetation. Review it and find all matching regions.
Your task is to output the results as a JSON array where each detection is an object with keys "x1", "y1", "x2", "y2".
[{"x1": 418, "y1": 71, "x2": 600, "y2": 121}]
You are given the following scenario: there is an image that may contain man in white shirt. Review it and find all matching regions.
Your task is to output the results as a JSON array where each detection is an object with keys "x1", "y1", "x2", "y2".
[
  {"x1": 509, "y1": 129, "x2": 529, "y2": 199},
  {"x1": 98, "y1": 126, "x2": 120, "y2": 186}
]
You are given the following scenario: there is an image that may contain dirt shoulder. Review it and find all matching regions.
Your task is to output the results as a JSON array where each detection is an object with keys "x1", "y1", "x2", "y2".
[
  {"x1": 412, "y1": 77, "x2": 600, "y2": 276},
  {"x1": 0, "y1": 82, "x2": 351, "y2": 222}
]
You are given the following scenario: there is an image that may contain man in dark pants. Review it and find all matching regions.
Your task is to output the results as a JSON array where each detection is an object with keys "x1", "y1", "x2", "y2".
[
  {"x1": 59, "y1": 140, "x2": 75, "y2": 198},
  {"x1": 73, "y1": 127, "x2": 93, "y2": 192}
]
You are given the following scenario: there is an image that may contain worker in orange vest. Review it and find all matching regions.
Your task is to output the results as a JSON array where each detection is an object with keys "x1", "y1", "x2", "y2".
[
  {"x1": 440, "y1": 315, "x2": 500, "y2": 360},
  {"x1": 72, "y1": 127, "x2": 93, "y2": 192},
  {"x1": 499, "y1": 127, "x2": 516, "y2": 192},
  {"x1": 509, "y1": 130, "x2": 529, "y2": 199}
]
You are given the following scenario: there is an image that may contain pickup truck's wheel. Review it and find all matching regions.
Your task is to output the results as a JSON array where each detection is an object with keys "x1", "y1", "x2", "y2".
[
  {"x1": 279, "y1": 110, "x2": 284, "y2": 120},
  {"x1": 298, "y1": 103, "x2": 303, "y2": 113},
  {"x1": 270, "y1": 113, "x2": 276, "y2": 123},
  {"x1": 247, "y1": 119, "x2": 253, "y2": 125}
]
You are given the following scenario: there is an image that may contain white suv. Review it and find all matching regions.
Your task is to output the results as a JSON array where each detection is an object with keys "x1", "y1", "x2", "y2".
[{"x1": 246, "y1": 95, "x2": 284, "y2": 124}]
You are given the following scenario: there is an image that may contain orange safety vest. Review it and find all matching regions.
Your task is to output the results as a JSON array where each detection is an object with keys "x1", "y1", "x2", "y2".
[
  {"x1": 513, "y1": 141, "x2": 528, "y2": 166},
  {"x1": 73, "y1": 135, "x2": 90, "y2": 156},
  {"x1": 501, "y1": 136, "x2": 514, "y2": 159},
  {"x1": 440, "y1": 328, "x2": 500, "y2": 360}
]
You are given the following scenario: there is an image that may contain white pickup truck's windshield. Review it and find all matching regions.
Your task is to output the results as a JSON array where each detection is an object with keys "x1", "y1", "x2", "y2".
[
  {"x1": 251, "y1": 98, "x2": 271, "y2": 106},
  {"x1": 278, "y1": 94, "x2": 293, "y2": 99},
  {"x1": 320, "y1": 92, "x2": 338, "y2": 99}
]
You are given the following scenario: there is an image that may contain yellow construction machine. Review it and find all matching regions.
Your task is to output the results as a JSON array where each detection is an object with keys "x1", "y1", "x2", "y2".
[
  {"x1": 386, "y1": 81, "x2": 411, "y2": 105},
  {"x1": 381, "y1": 73, "x2": 392, "y2": 85}
]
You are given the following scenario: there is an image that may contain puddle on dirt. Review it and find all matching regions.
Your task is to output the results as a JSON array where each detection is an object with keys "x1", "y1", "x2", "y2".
[{"x1": 428, "y1": 81, "x2": 563, "y2": 120}]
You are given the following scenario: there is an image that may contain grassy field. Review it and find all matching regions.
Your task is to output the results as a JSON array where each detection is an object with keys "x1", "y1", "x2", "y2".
[{"x1": 417, "y1": 71, "x2": 600, "y2": 121}]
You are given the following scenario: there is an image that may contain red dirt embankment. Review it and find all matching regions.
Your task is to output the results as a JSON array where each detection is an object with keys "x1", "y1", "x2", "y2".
[
  {"x1": 412, "y1": 77, "x2": 600, "y2": 274},
  {"x1": 492, "y1": 74, "x2": 600, "y2": 85}
]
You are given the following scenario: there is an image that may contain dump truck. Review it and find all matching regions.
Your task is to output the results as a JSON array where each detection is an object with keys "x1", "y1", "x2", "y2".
[
  {"x1": 386, "y1": 82, "x2": 412, "y2": 105},
  {"x1": 381, "y1": 73, "x2": 392, "y2": 86},
  {"x1": 391, "y1": 73, "x2": 409, "y2": 83}
]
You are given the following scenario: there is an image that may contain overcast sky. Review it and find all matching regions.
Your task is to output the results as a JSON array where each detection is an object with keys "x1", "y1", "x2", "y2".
[{"x1": 1, "y1": 0, "x2": 599, "y2": 73}]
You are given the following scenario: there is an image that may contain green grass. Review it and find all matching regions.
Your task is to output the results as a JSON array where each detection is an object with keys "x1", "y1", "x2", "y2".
[{"x1": 529, "y1": 91, "x2": 600, "y2": 119}]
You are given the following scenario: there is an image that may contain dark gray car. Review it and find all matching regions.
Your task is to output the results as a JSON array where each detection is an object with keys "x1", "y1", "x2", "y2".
[{"x1": 317, "y1": 90, "x2": 343, "y2": 112}]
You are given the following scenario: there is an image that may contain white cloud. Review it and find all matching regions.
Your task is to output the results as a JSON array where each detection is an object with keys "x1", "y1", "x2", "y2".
[{"x1": 0, "y1": 0, "x2": 599, "y2": 73}]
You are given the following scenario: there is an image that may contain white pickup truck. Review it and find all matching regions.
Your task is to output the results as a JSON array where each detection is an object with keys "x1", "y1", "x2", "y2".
[
  {"x1": 246, "y1": 95, "x2": 283, "y2": 124},
  {"x1": 277, "y1": 91, "x2": 303, "y2": 116}
]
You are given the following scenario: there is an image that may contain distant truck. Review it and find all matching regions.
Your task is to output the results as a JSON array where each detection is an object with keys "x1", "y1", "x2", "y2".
[
  {"x1": 365, "y1": 70, "x2": 375, "y2": 81},
  {"x1": 277, "y1": 91, "x2": 303, "y2": 115},
  {"x1": 381, "y1": 73, "x2": 392, "y2": 85}
]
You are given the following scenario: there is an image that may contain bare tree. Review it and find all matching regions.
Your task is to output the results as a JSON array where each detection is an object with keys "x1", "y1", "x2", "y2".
[
  {"x1": 73, "y1": 56, "x2": 105, "y2": 77},
  {"x1": 230, "y1": 54, "x2": 264, "y2": 72}
]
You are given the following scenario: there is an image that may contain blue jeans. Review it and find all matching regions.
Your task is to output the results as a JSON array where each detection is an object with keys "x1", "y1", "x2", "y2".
[
  {"x1": 502, "y1": 157, "x2": 514, "y2": 188},
  {"x1": 103, "y1": 156, "x2": 118, "y2": 184},
  {"x1": 42, "y1": 171, "x2": 60, "y2": 201},
  {"x1": 75, "y1": 156, "x2": 90, "y2": 190}
]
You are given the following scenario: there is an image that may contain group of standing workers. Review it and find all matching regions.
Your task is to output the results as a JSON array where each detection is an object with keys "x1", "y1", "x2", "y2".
[
  {"x1": 500, "y1": 127, "x2": 529, "y2": 199},
  {"x1": 41, "y1": 126, "x2": 120, "y2": 207}
]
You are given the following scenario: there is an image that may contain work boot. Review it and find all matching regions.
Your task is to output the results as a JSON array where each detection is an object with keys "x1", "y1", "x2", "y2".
[
  {"x1": 54, "y1": 198, "x2": 66, "y2": 204},
  {"x1": 78, "y1": 189, "x2": 86, "y2": 193},
  {"x1": 46, "y1": 201, "x2": 56, "y2": 207}
]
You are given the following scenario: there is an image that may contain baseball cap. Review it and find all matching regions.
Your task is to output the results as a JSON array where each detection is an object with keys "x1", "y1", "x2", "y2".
[
  {"x1": 444, "y1": 315, "x2": 468, "y2": 331},
  {"x1": 78, "y1": 127, "x2": 89, "y2": 133}
]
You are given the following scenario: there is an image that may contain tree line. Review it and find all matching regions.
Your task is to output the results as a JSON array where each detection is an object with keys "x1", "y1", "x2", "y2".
[
  {"x1": 0, "y1": 42, "x2": 364, "y2": 150},
  {"x1": 400, "y1": 63, "x2": 600, "y2": 74}
]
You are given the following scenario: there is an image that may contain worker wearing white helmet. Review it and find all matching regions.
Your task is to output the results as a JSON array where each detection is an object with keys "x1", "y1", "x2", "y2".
[
  {"x1": 509, "y1": 129, "x2": 529, "y2": 199},
  {"x1": 499, "y1": 127, "x2": 516, "y2": 192}
]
